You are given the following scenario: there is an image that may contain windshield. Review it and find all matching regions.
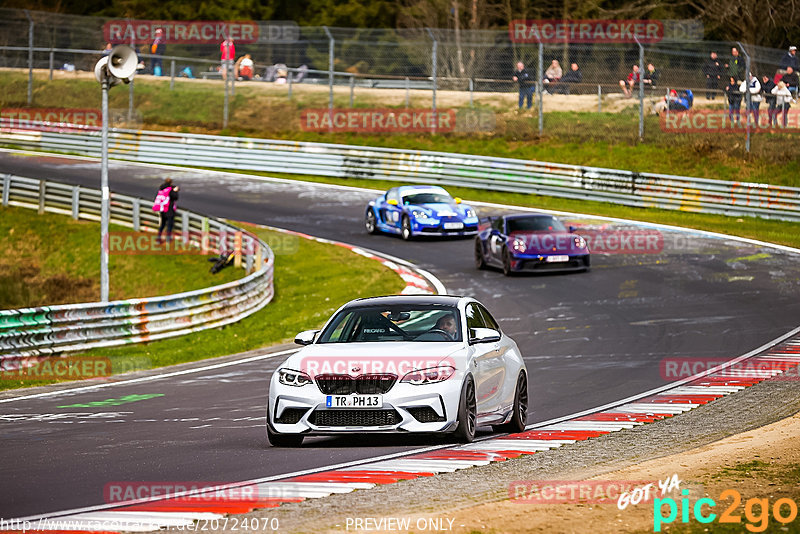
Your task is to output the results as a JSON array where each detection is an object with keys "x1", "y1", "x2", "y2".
[
  {"x1": 507, "y1": 216, "x2": 566, "y2": 233},
  {"x1": 403, "y1": 193, "x2": 453, "y2": 205},
  {"x1": 318, "y1": 305, "x2": 462, "y2": 343}
]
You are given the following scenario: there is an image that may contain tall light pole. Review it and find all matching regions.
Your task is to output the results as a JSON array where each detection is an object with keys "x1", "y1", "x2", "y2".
[{"x1": 94, "y1": 45, "x2": 137, "y2": 302}]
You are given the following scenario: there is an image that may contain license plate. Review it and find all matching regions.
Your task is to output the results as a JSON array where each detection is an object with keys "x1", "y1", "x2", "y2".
[
  {"x1": 326, "y1": 395, "x2": 383, "y2": 408},
  {"x1": 546, "y1": 255, "x2": 570, "y2": 263},
  {"x1": 443, "y1": 222, "x2": 464, "y2": 230}
]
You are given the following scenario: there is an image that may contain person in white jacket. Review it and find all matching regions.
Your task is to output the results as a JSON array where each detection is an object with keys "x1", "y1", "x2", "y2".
[
  {"x1": 739, "y1": 74, "x2": 762, "y2": 127},
  {"x1": 771, "y1": 81, "x2": 794, "y2": 127}
]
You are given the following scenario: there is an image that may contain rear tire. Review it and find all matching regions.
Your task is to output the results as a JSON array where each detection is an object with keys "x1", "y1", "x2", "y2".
[
  {"x1": 365, "y1": 210, "x2": 379, "y2": 234},
  {"x1": 492, "y1": 372, "x2": 528, "y2": 434},
  {"x1": 266, "y1": 403, "x2": 304, "y2": 447},
  {"x1": 452, "y1": 376, "x2": 477, "y2": 443},
  {"x1": 401, "y1": 215, "x2": 413, "y2": 241},
  {"x1": 474, "y1": 238, "x2": 487, "y2": 270}
]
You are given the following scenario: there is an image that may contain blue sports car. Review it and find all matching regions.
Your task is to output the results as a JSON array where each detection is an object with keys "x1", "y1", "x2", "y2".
[
  {"x1": 475, "y1": 213, "x2": 590, "y2": 275},
  {"x1": 365, "y1": 185, "x2": 479, "y2": 240}
]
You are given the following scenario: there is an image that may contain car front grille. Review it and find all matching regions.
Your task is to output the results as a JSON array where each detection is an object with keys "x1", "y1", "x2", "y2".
[
  {"x1": 315, "y1": 374, "x2": 396, "y2": 395},
  {"x1": 407, "y1": 406, "x2": 446, "y2": 423},
  {"x1": 308, "y1": 409, "x2": 402, "y2": 427}
]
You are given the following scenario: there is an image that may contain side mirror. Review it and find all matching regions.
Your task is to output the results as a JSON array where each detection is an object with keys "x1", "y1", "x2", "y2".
[
  {"x1": 454, "y1": 197, "x2": 463, "y2": 204},
  {"x1": 569, "y1": 226, "x2": 576, "y2": 233},
  {"x1": 294, "y1": 330, "x2": 319, "y2": 346},
  {"x1": 469, "y1": 327, "x2": 501, "y2": 344},
  {"x1": 387, "y1": 199, "x2": 399, "y2": 206}
]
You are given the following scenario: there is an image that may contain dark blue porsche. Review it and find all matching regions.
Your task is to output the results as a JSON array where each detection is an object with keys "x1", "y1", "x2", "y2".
[
  {"x1": 475, "y1": 213, "x2": 590, "y2": 275},
  {"x1": 365, "y1": 185, "x2": 479, "y2": 240}
]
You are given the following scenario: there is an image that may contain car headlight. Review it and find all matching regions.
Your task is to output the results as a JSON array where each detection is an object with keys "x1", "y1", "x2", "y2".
[
  {"x1": 401, "y1": 365, "x2": 455, "y2": 385},
  {"x1": 277, "y1": 369, "x2": 312, "y2": 387},
  {"x1": 574, "y1": 236, "x2": 587, "y2": 249},
  {"x1": 512, "y1": 237, "x2": 526, "y2": 253}
]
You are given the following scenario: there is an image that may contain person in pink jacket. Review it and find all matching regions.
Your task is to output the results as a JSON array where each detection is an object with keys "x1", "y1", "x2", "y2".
[{"x1": 220, "y1": 37, "x2": 235, "y2": 80}]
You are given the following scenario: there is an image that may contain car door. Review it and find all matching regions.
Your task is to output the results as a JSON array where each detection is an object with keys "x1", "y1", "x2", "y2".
[
  {"x1": 487, "y1": 216, "x2": 507, "y2": 265},
  {"x1": 477, "y1": 304, "x2": 512, "y2": 410},
  {"x1": 465, "y1": 303, "x2": 505, "y2": 417},
  {"x1": 380, "y1": 188, "x2": 403, "y2": 230}
]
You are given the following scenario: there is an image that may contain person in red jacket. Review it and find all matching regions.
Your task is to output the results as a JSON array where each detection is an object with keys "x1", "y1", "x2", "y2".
[{"x1": 220, "y1": 37, "x2": 235, "y2": 81}]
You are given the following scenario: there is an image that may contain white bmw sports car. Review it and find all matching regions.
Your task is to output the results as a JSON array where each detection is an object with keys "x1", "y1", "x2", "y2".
[{"x1": 267, "y1": 295, "x2": 528, "y2": 447}]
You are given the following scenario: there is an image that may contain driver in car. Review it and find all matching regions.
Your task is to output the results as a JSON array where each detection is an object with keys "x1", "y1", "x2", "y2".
[{"x1": 431, "y1": 313, "x2": 458, "y2": 340}]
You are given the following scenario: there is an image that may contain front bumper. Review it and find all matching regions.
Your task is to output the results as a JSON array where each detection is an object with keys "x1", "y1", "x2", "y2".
[
  {"x1": 510, "y1": 253, "x2": 590, "y2": 272},
  {"x1": 269, "y1": 375, "x2": 464, "y2": 435},
  {"x1": 412, "y1": 217, "x2": 478, "y2": 237}
]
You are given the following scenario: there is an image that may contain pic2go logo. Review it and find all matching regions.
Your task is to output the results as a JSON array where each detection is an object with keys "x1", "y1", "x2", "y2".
[{"x1": 653, "y1": 489, "x2": 799, "y2": 532}]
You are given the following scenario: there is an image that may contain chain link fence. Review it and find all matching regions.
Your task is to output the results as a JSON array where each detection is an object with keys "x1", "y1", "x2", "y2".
[{"x1": 1, "y1": 8, "x2": 798, "y2": 148}]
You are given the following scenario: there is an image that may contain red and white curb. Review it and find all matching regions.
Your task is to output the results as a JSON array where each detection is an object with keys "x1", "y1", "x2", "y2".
[
  {"x1": 8, "y1": 334, "x2": 799, "y2": 533},
  {"x1": 262, "y1": 226, "x2": 444, "y2": 296}
]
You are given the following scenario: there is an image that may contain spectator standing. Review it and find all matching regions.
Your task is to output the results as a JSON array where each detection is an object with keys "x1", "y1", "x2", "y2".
[
  {"x1": 153, "y1": 178, "x2": 179, "y2": 244},
  {"x1": 703, "y1": 51, "x2": 723, "y2": 99},
  {"x1": 778, "y1": 46, "x2": 798, "y2": 71},
  {"x1": 220, "y1": 37, "x2": 235, "y2": 81},
  {"x1": 558, "y1": 62, "x2": 582, "y2": 94},
  {"x1": 619, "y1": 64, "x2": 640, "y2": 97},
  {"x1": 761, "y1": 74, "x2": 777, "y2": 126},
  {"x1": 724, "y1": 76, "x2": 742, "y2": 126},
  {"x1": 772, "y1": 81, "x2": 794, "y2": 127},
  {"x1": 643, "y1": 63, "x2": 660, "y2": 89},
  {"x1": 740, "y1": 73, "x2": 762, "y2": 127},
  {"x1": 727, "y1": 47, "x2": 745, "y2": 83},
  {"x1": 781, "y1": 66, "x2": 799, "y2": 96},
  {"x1": 512, "y1": 61, "x2": 533, "y2": 110},
  {"x1": 150, "y1": 28, "x2": 165, "y2": 76}
]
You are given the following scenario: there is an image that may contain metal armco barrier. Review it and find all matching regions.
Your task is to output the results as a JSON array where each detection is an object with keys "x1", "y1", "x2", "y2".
[
  {"x1": 2, "y1": 123, "x2": 799, "y2": 221},
  {"x1": 0, "y1": 174, "x2": 274, "y2": 364}
]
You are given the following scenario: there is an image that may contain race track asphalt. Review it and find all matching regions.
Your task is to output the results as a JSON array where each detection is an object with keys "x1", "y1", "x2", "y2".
[{"x1": 2, "y1": 150, "x2": 799, "y2": 518}]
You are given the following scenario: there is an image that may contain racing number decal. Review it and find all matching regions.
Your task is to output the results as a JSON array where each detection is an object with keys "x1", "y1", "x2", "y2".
[{"x1": 391, "y1": 211, "x2": 400, "y2": 222}]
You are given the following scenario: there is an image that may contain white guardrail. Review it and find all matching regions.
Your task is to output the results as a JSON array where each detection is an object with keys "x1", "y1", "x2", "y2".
[
  {"x1": 2, "y1": 123, "x2": 800, "y2": 221},
  {"x1": 0, "y1": 174, "x2": 274, "y2": 363}
]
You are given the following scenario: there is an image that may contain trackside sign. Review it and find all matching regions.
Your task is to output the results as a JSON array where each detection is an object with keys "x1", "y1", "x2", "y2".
[{"x1": 509, "y1": 19, "x2": 664, "y2": 43}]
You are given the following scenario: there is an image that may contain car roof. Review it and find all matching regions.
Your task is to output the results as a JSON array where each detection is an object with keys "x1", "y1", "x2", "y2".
[
  {"x1": 343, "y1": 294, "x2": 466, "y2": 309},
  {"x1": 504, "y1": 213, "x2": 557, "y2": 220}
]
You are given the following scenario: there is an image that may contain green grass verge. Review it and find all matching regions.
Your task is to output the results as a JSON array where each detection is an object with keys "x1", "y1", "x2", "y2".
[
  {"x1": 0, "y1": 225, "x2": 405, "y2": 391},
  {"x1": 0, "y1": 205, "x2": 240, "y2": 308}
]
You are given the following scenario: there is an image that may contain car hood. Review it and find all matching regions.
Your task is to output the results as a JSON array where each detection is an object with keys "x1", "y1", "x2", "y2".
[
  {"x1": 510, "y1": 230, "x2": 587, "y2": 254},
  {"x1": 282, "y1": 342, "x2": 465, "y2": 377},
  {"x1": 410, "y1": 202, "x2": 472, "y2": 218}
]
